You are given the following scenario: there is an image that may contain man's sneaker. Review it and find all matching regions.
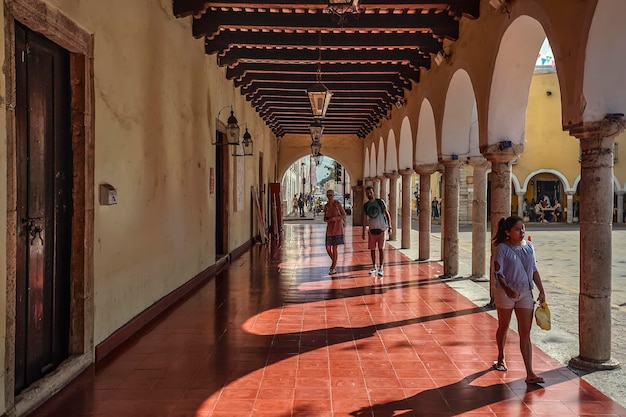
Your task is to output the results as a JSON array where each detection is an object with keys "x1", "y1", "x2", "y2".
[
  {"x1": 369, "y1": 267, "x2": 378, "y2": 274},
  {"x1": 329, "y1": 268, "x2": 337, "y2": 275},
  {"x1": 377, "y1": 268, "x2": 384, "y2": 276}
]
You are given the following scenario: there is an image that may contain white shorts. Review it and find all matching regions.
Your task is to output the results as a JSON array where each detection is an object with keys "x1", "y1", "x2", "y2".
[{"x1": 494, "y1": 286, "x2": 534, "y2": 310}]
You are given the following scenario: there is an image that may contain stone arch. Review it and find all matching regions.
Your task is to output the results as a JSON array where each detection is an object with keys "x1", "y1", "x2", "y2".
[
  {"x1": 398, "y1": 117, "x2": 412, "y2": 170},
  {"x1": 523, "y1": 168, "x2": 573, "y2": 192},
  {"x1": 386, "y1": 129, "x2": 398, "y2": 173},
  {"x1": 377, "y1": 137, "x2": 386, "y2": 176},
  {"x1": 441, "y1": 69, "x2": 479, "y2": 159},
  {"x1": 369, "y1": 142, "x2": 377, "y2": 179},
  {"x1": 414, "y1": 99, "x2": 438, "y2": 165},
  {"x1": 583, "y1": 1, "x2": 626, "y2": 122},
  {"x1": 489, "y1": 16, "x2": 547, "y2": 146}
]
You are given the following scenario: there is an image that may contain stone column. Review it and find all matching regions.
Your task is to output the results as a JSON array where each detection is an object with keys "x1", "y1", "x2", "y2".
[
  {"x1": 516, "y1": 191, "x2": 526, "y2": 219},
  {"x1": 352, "y1": 184, "x2": 364, "y2": 226},
  {"x1": 484, "y1": 144, "x2": 521, "y2": 303},
  {"x1": 441, "y1": 160, "x2": 461, "y2": 277},
  {"x1": 414, "y1": 164, "x2": 438, "y2": 261},
  {"x1": 399, "y1": 169, "x2": 413, "y2": 249},
  {"x1": 566, "y1": 191, "x2": 575, "y2": 224},
  {"x1": 385, "y1": 172, "x2": 400, "y2": 241},
  {"x1": 616, "y1": 191, "x2": 625, "y2": 224},
  {"x1": 468, "y1": 158, "x2": 489, "y2": 279},
  {"x1": 372, "y1": 177, "x2": 381, "y2": 199},
  {"x1": 378, "y1": 175, "x2": 389, "y2": 206},
  {"x1": 568, "y1": 116, "x2": 622, "y2": 370}
]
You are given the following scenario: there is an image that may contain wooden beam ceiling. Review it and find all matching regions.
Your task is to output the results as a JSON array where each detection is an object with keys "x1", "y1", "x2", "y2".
[{"x1": 173, "y1": 1, "x2": 480, "y2": 138}]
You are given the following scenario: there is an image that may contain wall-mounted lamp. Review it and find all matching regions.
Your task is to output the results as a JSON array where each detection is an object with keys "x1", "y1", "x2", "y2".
[
  {"x1": 213, "y1": 105, "x2": 241, "y2": 146},
  {"x1": 546, "y1": 90, "x2": 552, "y2": 96},
  {"x1": 233, "y1": 124, "x2": 254, "y2": 157}
]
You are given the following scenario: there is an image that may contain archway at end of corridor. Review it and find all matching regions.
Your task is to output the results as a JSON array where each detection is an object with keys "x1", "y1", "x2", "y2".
[{"x1": 281, "y1": 155, "x2": 353, "y2": 219}]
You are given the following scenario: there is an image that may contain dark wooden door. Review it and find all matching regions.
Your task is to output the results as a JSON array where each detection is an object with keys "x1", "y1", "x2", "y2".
[{"x1": 14, "y1": 23, "x2": 72, "y2": 394}]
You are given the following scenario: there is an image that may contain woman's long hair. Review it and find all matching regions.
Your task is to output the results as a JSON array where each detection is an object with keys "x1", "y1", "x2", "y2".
[{"x1": 492, "y1": 215, "x2": 524, "y2": 245}]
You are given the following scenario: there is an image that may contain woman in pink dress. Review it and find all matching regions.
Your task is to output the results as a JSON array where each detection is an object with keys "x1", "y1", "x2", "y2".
[{"x1": 324, "y1": 190, "x2": 347, "y2": 275}]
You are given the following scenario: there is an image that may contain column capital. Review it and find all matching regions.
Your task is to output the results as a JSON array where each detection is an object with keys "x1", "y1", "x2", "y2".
[
  {"x1": 376, "y1": 175, "x2": 387, "y2": 182},
  {"x1": 385, "y1": 171, "x2": 400, "y2": 180},
  {"x1": 413, "y1": 163, "x2": 438, "y2": 175},
  {"x1": 441, "y1": 159, "x2": 463, "y2": 168},
  {"x1": 467, "y1": 156, "x2": 490, "y2": 169},
  {"x1": 371, "y1": 177, "x2": 381, "y2": 183},
  {"x1": 398, "y1": 168, "x2": 413, "y2": 177},
  {"x1": 481, "y1": 142, "x2": 523, "y2": 164},
  {"x1": 364, "y1": 177, "x2": 371, "y2": 183},
  {"x1": 568, "y1": 114, "x2": 626, "y2": 140},
  {"x1": 616, "y1": 190, "x2": 626, "y2": 196}
]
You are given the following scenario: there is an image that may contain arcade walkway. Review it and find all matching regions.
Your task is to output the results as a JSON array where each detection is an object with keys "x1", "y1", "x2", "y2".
[{"x1": 28, "y1": 224, "x2": 626, "y2": 416}]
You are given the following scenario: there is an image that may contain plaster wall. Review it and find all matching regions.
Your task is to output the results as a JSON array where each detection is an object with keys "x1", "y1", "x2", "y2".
[
  {"x1": 1, "y1": 0, "x2": 276, "y2": 367},
  {"x1": 515, "y1": 72, "x2": 581, "y2": 187}
]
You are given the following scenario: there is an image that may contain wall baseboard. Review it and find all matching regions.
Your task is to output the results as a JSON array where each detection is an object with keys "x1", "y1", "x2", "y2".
[{"x1": 95, "y1": 239, "x2": 254, "y2": 362}]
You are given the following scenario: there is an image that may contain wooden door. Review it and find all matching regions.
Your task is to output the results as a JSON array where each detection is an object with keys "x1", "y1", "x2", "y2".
[{"x1": 14, "y1": 23, "x2": 72, "y2": 394}]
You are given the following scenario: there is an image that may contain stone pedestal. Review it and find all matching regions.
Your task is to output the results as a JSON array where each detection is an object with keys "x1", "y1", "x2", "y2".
[
  {"x1": 385, "y1": 172, "x2": 400, "y2": 241},
  {"x1": 469, "y1": 158, "x2": 489, "y2": 279},
  {"x1": 568, "y1": 118, "x2": 622, "y2": 370},
  {"x1": 399, "y1": 169, "x2": 413, "y2": 249},
  {"x1": 351, "y1": 184, "x2": 364, "y2": 226},
  {"x1": 414, "y1": 164, "x2": 438, "y2": 261},
  {"x1": 484, "y1": 144, "x2": 522, "y2": 303},
  {"x1": 441, "y1": 160, "x2": 461, "y2": 277}
]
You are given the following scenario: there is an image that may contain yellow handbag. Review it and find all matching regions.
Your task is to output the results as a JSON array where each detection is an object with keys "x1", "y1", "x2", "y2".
[{"x1": 534, "y1": 301, "x2": 551, "y2": 331}]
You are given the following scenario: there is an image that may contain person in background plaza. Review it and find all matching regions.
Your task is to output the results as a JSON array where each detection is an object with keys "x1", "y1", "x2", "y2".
[
  {"x1": 552, "y1": 199, "x2": 562, "y2": 222},
  {"x1": 414, "y1": 191, "x2": 420, "y2": 217},
  {"x1": 362, "y1": 186, "x2": 392, "y2": 276},
  {"x1": 534, "y1": 200, "x2": 544, "y2": 222},
  {"x1": 492, "y1": 215, "x2": 546, "y2": 385},
  {"x1": 431, "y1": 196, "x2": 439, "y2": 218},
  {"x1": 324, "y1": 189, "x2": 346, "y2": 275},
  {"x1": 292, "y1": 194, "x2": 298, "y2": 216},
  {"x1": 298, "y1": 193, "x2": 305, "y2": 217}
]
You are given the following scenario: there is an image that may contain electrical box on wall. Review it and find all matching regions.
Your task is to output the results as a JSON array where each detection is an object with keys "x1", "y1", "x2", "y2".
[{"x1": 99, "y1": 183, "x2": 117, "y2": 205}]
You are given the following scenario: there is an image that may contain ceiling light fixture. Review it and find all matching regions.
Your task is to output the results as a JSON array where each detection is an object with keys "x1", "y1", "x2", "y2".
[
  {"x1": 309, "y1": 118, "x2": 324, "y2": 157},
  {"x1": 307, "y1": 32, "x2": 332, "y2": 118},
  {"x1": 325, "y1": 0, "x2": 363, "y2": 27}
]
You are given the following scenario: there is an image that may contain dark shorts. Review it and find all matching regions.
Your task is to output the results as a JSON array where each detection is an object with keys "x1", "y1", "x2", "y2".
[{"x1": 326, "y1": 235, "x2": 344, "y2": 246}]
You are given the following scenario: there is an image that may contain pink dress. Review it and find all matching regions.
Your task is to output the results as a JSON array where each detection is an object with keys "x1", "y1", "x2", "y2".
[{"x1": 325, "y1": 201, "x2": 345, "y2": 245}]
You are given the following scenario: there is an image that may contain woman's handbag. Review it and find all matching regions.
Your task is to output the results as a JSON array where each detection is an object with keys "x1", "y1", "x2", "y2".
[{"x1": 534, "y1": 301, "x2": 551, "y2": 330}]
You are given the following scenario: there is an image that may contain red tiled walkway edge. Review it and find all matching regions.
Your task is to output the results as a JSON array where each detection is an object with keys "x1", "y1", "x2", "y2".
[{"x1": 28, "y1": 224, "x2": 626, "y2": 417}]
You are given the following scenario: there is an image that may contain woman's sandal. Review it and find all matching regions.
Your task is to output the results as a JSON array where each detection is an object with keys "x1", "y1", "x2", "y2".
[
  {"x1": 525, "y1": 376, "x2": 545, "y2": 385},
  {"x1": 492, "y1": 360, "x2": 507, "y2": 371}
]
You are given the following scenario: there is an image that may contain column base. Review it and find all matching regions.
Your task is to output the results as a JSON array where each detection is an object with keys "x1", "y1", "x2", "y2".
[
  {"x1": 415, "y1": 258, "x2": 430, "y2": 263},
  {"x1": 569, "y1": 356, "x2": 620, "y2": 371},
  {"x1": 470, "y1": 275, "x2": 489, "y2": 282}
]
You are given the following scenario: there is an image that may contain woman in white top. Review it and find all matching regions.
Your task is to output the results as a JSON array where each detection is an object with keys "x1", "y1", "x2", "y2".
[{"x1": 492, "y1": 216, "x2": 546, "y2": 384}]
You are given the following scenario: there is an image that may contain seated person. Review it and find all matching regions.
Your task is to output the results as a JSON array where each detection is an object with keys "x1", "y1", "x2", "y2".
[
  {"x1": 534, "y1": 202, "x2": 544, "y2": 222},
  {"x1": 552, "y1": 200, "x2": 562, "y2": 222}
]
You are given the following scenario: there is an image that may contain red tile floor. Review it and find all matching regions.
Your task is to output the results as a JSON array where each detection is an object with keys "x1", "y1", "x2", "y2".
[{"x1": 28, "y1": 224, "x2": 626, "y2": 416}]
